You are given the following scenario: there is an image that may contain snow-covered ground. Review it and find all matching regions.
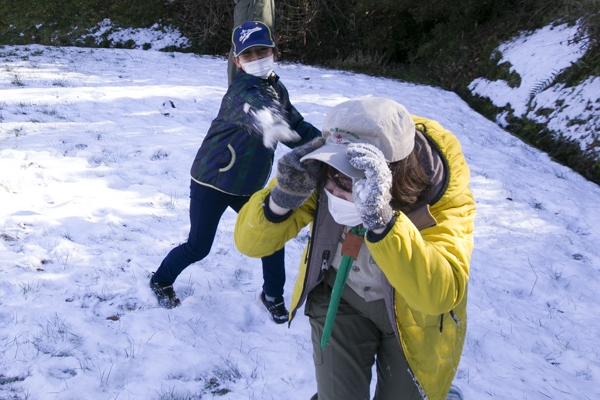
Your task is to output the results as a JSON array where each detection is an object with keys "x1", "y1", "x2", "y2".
[
  {"x1": 1, "y1": 23, "x2": 599, "y2": 400},
  {"x1": 469, "y1": 22, "x2": 600, "y2": 155},
  {"x1": 77, "y1": 18, "x2": 191, "y2": 51}
]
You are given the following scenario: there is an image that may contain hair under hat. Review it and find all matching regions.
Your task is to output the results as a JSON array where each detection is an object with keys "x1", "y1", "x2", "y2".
[
  {"x1": 301, "y1": 97, "x2": 416, "y2": 178},
  {"x1": 232, "y1": 21, "x2": 276, "y2": 57}
]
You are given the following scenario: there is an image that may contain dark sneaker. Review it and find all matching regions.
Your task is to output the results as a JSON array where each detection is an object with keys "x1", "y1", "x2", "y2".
[
  {"x1": 150, "y1": 274, "x2": 181, "y2": 309},
  {"x1": 260, "y1": 291, "x2": 288, "y2": 324}
]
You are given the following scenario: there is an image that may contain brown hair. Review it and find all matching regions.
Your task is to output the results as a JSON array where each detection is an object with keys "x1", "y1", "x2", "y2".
[{"x1": 389, "y1": 147, "x2": 431, "y2": 212}]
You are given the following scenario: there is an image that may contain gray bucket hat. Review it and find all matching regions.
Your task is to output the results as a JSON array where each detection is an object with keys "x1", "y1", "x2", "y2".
[{"x1": 300, "y1": 97, "x2": 416, "y2": 178}]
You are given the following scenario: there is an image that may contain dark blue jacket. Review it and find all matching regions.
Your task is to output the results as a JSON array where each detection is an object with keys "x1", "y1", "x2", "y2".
[{"x1": 190, "y1": 71, "x2": 321, "y2": 196}]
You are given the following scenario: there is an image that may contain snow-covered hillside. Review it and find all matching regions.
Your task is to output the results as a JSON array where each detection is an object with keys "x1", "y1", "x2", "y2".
[
  {"x1": 469, "y1": 22, "x2": 599, "y2": 159},
  {"x1": 1, "y1": 23, "x2": 599, "y2": 400}
]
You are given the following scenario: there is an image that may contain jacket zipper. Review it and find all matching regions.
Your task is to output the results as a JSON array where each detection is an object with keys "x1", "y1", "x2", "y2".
[
  {"x1": 291, "y1": 192, "x2": 321, "y2": 321},
  {"x1": 320, "y1": 250, "x2": 330, "y2": 293},
  {"x1": 304, "y1": 236, "x2": 311, "y2": 263}
]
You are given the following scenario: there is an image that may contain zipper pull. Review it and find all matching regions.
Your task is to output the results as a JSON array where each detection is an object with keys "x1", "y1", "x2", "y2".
[
  {"x1": 320, "y1": 250, "x2": 331, "y2": 294},
  {"x1": 450, "y1": 310, "x2": 460, "y2": 326},
  {"x1": 321, "y1": 250, "x2": 330, "y2": 271}
]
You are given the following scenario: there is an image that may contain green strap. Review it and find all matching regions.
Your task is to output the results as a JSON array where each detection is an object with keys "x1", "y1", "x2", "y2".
[{"x1": 320, "y1": 226, "x2": 367, "y2": 350}]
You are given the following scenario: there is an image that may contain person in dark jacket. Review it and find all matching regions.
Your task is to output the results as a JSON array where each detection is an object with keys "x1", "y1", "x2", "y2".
[
  {"x1": 150, "y1": 21, "x2": 321, "y2": 324},
  {"x1": 227, "y1": 0, "x2": 275, "y2": 85}
]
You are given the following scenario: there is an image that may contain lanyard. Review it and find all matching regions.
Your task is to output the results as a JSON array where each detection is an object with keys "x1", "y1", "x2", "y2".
[{"x1": 320, "y1": 225, "x2": 367, "y2": 350}]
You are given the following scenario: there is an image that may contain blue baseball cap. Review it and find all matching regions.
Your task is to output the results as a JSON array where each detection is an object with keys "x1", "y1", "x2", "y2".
[{"x1": 232, "y1": 21, "x2": 276, "y2": 57}]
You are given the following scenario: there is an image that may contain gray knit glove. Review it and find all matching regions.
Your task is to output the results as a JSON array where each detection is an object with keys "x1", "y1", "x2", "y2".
[
  {"x1": 271, "y1": 138, "x2": 326, "y2": 209},
  {"x1": 347, "y1": 143, "x2": 393, "y2": 231}
]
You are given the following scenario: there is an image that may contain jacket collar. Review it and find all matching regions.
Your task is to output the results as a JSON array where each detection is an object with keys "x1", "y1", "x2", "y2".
[{"x1": 402, "y1": 129, "x2": 449, "y2": 230}]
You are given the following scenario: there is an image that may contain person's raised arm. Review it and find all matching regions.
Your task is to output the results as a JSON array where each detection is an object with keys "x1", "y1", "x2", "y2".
[{"x1": 269, "y1": 138, "x2": 325, "y2": 213}]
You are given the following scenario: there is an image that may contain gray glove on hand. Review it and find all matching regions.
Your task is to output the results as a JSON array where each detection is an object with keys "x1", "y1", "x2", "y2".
[
  {"x1": 347, "y1": 143, "x2": 394, "y2": 231},
  {"x1": 271, "y1": 137, "x2": 326, "y2": 210}
]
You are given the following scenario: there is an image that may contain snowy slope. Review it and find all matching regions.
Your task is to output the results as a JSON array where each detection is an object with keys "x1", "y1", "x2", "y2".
[{"x1": 1, "y1": 35, "x2": 599, "y2": 400}]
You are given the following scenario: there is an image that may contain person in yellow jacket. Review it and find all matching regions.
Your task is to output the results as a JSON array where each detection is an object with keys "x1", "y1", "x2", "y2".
[{"x1": 234, "y1": 97, "x2": 475, "y2": 400}]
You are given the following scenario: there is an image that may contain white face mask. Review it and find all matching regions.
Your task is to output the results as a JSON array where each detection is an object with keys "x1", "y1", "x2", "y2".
[
  {"x1": 241, "y1": 56, "x2": 275, "y2": 78},
  {"x1": 324, "y1": 189, "x2": 363, "y2": 227}
]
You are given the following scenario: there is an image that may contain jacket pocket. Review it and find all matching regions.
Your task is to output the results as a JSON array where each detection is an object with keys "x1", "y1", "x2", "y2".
[
  {"x1": 439, "y1": 310, "x2": 460, "y2": 333},
  {"x1": 305, "y1": 290, "x2": 328, "y2": 365},
  {"x1": 218, "y1": 144, "x2": 236, "y2": 172}
]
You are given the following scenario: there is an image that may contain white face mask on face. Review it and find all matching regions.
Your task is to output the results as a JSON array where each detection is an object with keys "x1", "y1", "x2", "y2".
[
  {"x1": 241, "y1": 56, "x2": 275, "y2": 78},
  {"x1": 324, "y1": 189, "x2": 363, "y2": 227}
]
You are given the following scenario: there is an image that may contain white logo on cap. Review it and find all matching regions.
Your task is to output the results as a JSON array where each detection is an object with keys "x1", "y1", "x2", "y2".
[
  {"x1": 329, "y1": 128, "x2": 360, "y2": 144},
  {"x1": 239, "y1": 27, "x2": 262, "y2": 44}
]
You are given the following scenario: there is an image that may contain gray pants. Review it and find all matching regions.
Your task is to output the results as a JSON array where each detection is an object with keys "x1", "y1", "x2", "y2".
[
  {"x1": 305, "y1": 272, "x2": 423, "y2": 400},
  {"x1": 227, "y1": 0, "x2": 275, "y2": 85}
]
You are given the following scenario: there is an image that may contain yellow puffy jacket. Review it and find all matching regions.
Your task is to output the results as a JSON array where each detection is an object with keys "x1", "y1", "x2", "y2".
[{"x1": 235, "y1": 116, "x2": 476, "y2": 400}]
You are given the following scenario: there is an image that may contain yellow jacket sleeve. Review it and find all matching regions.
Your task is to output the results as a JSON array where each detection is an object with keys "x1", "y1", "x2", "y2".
[
  {"x1": 367, "y1": 188, "x2": 475, "y2": 315},
  {"x1": 234, "y1": 179, "x2": 317, "y2": 258}
]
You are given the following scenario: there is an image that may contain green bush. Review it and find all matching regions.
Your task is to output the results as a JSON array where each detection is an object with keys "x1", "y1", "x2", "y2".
[
  {"x1": 504, "y1": 115, "x2": 600, "y2": 182},
  {"x1": 2, "y1": 0, "x2": 599, "y2": 184},
  {"x1": 0, "y1": 0, "x2": 177, "y2": 47}
]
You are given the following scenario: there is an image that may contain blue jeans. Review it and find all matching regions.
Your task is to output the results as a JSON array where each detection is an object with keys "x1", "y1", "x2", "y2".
[{"x1": 152, "y1": 180, "x2": 285, "y2": 297}]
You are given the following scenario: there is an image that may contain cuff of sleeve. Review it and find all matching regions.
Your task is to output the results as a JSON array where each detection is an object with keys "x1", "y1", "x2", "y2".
[
  {"x1": 263, "y1": 193, "x2": 294, "y2": 223},
  {"x1": 366, "y1": 213, "x2": 397, "y2": 243}
]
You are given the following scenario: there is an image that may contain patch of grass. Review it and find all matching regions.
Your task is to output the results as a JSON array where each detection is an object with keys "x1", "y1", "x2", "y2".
[
  {"x1": 0, "y1": 374, "x2": 26, "y2": 385},
  {"x1": 535, "y1": 107, "x2": 554, "y2": 117},
  {"x1": 32, "y1": 313, "x2": 86, "y2": 357},
  {"x1": 460, "y1": 91, "x2": 511, "y2": 122},
  {"x1": 151, "y1": 149, "x2": 169, "y2": 161},
  {"x1": 566, "y1": 117, "x2": 589, "y2": 127},
  {"x1": 464, "y1": 89, "x2": 600, "y2": 185},
  {"x1": 1, "y1": 232, "x2": 17, "y2": 241},
  {"x1": 153, "y1": 387, "x2": 203, "y2": 400},
  {"x1": 19, "y1": 280, "x2": 42, "y2": 298},
  {"x1": 0, "y1": 0, "x2": 180, "y2": 47},
  {"x1": 11, "y1": 74, "x2": 24, "y2": 86},
  {"x1": 485, "y1": 53, "x2": 522, "y2": 89},
  {"x1": 504, "y1": 114, "x2": 600, "y2": 184}
]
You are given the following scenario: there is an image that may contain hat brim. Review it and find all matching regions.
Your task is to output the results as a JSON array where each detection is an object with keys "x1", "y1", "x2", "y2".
[
  {"x1": 300, "y1": 143, "x2": 365, "y2": 179},
  {"x1": 234, "y1": 43, "x2": 276, "y2": 57}
]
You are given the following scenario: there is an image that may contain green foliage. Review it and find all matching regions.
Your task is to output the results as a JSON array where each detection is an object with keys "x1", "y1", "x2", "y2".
[
  {"x1": 1, "y1": 0, "x2": 599, "y2": 184},
  {"x1": 173, "y1": 0, "x2": 232, "y2": 55},
  {"x1": 553, "y1": 1, "x2": 600, "y2": 87},
  {"x1": 504, "y1": 115, "x2": 600, "y2": 183},
  {"x1": 463, "y1": 90, "x2": 600, "y2": 186},
  {"x1": 557, "y1": 50, "x2": 600, "y2": 87},
  {"x1": 0, "y1": 0, "x2": 178, "y2": 47},
  {"x1": 486, "y1": 54, "x2": 522, "y2": 89},
  {"x1": 460, "y1": 91, "x2": 509, "y2": 122},
  {"x1": 535, "y1": 108, "x2": 555, "y2": 117}
]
